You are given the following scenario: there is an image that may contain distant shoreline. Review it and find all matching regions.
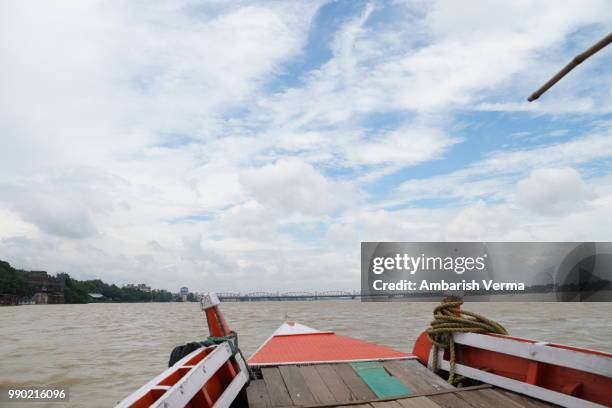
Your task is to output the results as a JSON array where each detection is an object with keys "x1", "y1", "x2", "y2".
[{"x1": 0, "y1": 259, "x2": 194, "y2": 305}]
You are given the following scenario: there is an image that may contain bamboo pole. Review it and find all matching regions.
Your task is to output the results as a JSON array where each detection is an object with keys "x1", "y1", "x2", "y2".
[{"x1": 528, "y1": 32, "x2": 612, "y2": 102}]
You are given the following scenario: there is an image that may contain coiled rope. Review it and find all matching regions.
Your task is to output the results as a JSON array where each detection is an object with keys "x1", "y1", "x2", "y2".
[
  {"x1": 206, "y1": 331, "x2": 256, "y2": 382},
  {"x1": 168, "y1": 331, "x2": 255, "y2": 382},
  {"x1": 426, "y1": 301, "x2": 508, "y2": 386}
]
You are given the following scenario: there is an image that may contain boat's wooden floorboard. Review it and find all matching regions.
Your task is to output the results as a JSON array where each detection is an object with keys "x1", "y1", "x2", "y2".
[{"x1": 246, "y1": 359, "x2": 556, "y2": 408}]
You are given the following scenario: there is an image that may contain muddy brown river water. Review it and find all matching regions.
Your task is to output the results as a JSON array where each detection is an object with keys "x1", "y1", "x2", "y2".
[{"x1": 1, "y1": 301, "x2": 611, "y2": 407}]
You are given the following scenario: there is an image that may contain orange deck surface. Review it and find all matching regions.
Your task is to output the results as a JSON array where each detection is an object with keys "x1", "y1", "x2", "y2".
[{"x1": 248, "y1": 332, "x2": 411, "y2": 365}]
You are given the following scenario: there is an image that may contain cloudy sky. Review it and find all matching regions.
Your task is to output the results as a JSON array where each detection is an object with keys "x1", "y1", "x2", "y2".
[{"x1": 1, "y1": 1, "x2": 611, "y2": 293}]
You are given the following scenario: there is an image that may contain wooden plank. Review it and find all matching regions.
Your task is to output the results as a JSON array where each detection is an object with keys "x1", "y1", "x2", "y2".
[
  {"x1": 383, "y1": 360, "x2": 451, "y2": 394},
  {"x1": 261, "y1": 367, "x2": 293, "y2": 407},
  {"x1": 247, "y1": 379, "x2": 272, "y2": 408},
  {"x1": 428, "y1": 393, "x2": 476, "y2": 408},
  {"x1": 478, "y1": 389, "x2": 527, "y2": 408},
  {"x1": 455, "y1": 389, "x2": 523, "y2": 408},
  {"x1": 371, "y1": 401, "x2": 403, "y2": 408},
  {"x1": 279, "y1": 365, "x2": 317, "y2": 406},
  {"x1": 381, "y1": 361, "x2": 430, "y2": 393},
  {"x1": 400, "y1": 360, "x2": 453, "y2": 390},
  {"x1": 496, "y1": 390, "x2": 556, "y2": 408},
  {"x1": 334, "y1": 364, "x2": 377, "y2": 401},
  {"x1": 315, "y1": 364, "x2": 354, "y2": 402},
  {"x1": 299, "y1": 365, "x2": 336, "y2": 404},
  {"x1": 289, "y1": 385, "x2": 491, "y2": 408},
  {"x1": 396, "y1": 397, "x2": 442, "y2": 408},
  {"x1": 351, "y1": 362, "x2": 411, "y2": 398}
]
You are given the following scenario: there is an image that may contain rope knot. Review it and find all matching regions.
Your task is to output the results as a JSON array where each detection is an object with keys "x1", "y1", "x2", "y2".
[{"x1": 426, "y1": 301, "x2": 507, "y2": 386}]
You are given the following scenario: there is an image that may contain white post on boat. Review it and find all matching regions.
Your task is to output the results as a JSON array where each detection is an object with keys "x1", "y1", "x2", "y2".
[
  {"x1": 201, "y1": 292, "x2": 232, "y2": 338},
  {"x1": 200, "y1": 292, "x2": 248, "y2": 375}
]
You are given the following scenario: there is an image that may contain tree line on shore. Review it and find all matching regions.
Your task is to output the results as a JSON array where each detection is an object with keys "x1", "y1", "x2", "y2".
[{"x1": 0, "y1": 259, "x2": 191, "y2": 303}]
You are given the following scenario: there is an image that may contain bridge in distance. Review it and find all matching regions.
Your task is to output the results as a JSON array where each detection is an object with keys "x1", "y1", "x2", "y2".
[{"x1": 216, "y1": 291, "x2": 361, "y2": 301}]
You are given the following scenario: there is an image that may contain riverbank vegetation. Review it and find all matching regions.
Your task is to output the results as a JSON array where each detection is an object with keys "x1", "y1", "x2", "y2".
[
  {"x1": 62, "y1": 276, "x2": 177, "y2": 303},
  {"x1": 0, "y1": 261, "x2": 35, "y2": 298},
  {"x1": 0, "y1": 259, "x2": 182, "y2": 304}
]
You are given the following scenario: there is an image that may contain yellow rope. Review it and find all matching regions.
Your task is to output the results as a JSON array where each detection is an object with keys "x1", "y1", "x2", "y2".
[{"x1": 426, "y1": 301, "x2": 508, "y2": 386}]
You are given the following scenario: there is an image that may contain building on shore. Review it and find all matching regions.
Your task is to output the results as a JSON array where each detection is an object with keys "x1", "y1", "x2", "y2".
[
  {"x1": 124, "y1": 283, "x2": 151, "y2": 292},
  {"x1": 24, "y1": 271, "x2": 65, "y2": 304},
  {"x1": 32, "y1": 292, "x2": 64, "y2": 304},
  {"x1": 180, "y1": 286, "x2": 189, "y2": 301},
  {"x1": 88, "y1": 293, "x2": 106, "y2": 302},
  {"x1": 0, "y1": 294, "x2": 20, "y2": 306},
  {"x1": 25, "y1": 271, "x2": 65, "y2": 292}
]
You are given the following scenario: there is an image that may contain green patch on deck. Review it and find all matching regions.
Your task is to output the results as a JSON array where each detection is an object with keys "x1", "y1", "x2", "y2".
[{"x1": 350, "y1": 361, "x2": 411, "y2": 398}]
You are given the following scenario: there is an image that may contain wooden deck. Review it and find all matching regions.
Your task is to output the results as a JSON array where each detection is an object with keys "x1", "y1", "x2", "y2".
[{"x1": 246, "y1": 359, "x2": 555, "y2": 408}]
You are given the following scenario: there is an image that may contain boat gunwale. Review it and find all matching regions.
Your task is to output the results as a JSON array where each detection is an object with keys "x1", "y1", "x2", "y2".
[{"x1": 249, "y1": 355, "x2": 418, "y2": 367}]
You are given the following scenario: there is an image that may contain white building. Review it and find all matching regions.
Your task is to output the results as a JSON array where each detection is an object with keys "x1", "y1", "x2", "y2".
[{"x1": 180, "y1": 286, "x2": 189, "y2": 302}]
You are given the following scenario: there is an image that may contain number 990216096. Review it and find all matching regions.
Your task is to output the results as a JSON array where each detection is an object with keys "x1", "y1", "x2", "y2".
[{"x1": 2, "y1": 387, "x2": 69, "y2": 402}]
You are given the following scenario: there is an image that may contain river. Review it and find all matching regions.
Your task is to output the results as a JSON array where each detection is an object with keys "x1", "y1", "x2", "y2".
[{"x1": 1, "y1": 301, "x2": 610, "y2": 407}]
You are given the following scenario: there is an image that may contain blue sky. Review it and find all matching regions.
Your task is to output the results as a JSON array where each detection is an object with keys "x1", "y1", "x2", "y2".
[{"x1": 0, "y1": 0, "x2": 611, "y2": 292}]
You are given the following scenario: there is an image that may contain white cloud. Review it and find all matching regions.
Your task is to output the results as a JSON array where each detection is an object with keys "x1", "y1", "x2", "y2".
[
  {"x1": 0, "y1": 0, "x2": 611, "y2": 292},
  {"x1": 0, "y1": 1, "x2": 319, "y2": 171},
  {"x1": 0, "y1": 167, "x2": 124, "y2": 239},
  {"x1": 259, "y1": 0, "x2": 612, "y2": 130},
  {"x1": 216, "y1": 201, "x2": 278, "y2": 240},
  {"x1": 476, "y1": 99, "x2": 600, "y2": 114},
  {"x1": 346, "y1": 125, "x2": 459, "y2": 166},
  {"x1": 516, "y1": 167, "x2": 596, "y2": 215},
  {"x1": 396, "y1": 130, "x2": 612, "y2": 203},
  {"x1": 239, "y1": 157, "x2": 359, "y2": 216},
  {"x1": 446, "y1": 202, "x2": 526, "y2": 241}
]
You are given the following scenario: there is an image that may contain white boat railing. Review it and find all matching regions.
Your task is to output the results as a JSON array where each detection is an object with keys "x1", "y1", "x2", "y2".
[
  {"x1": 429, "y1": 332, "x2": 610, "y2": 408},
  {"x1": 115, "y1": 342, "x2": 247, "y2": 408}
]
